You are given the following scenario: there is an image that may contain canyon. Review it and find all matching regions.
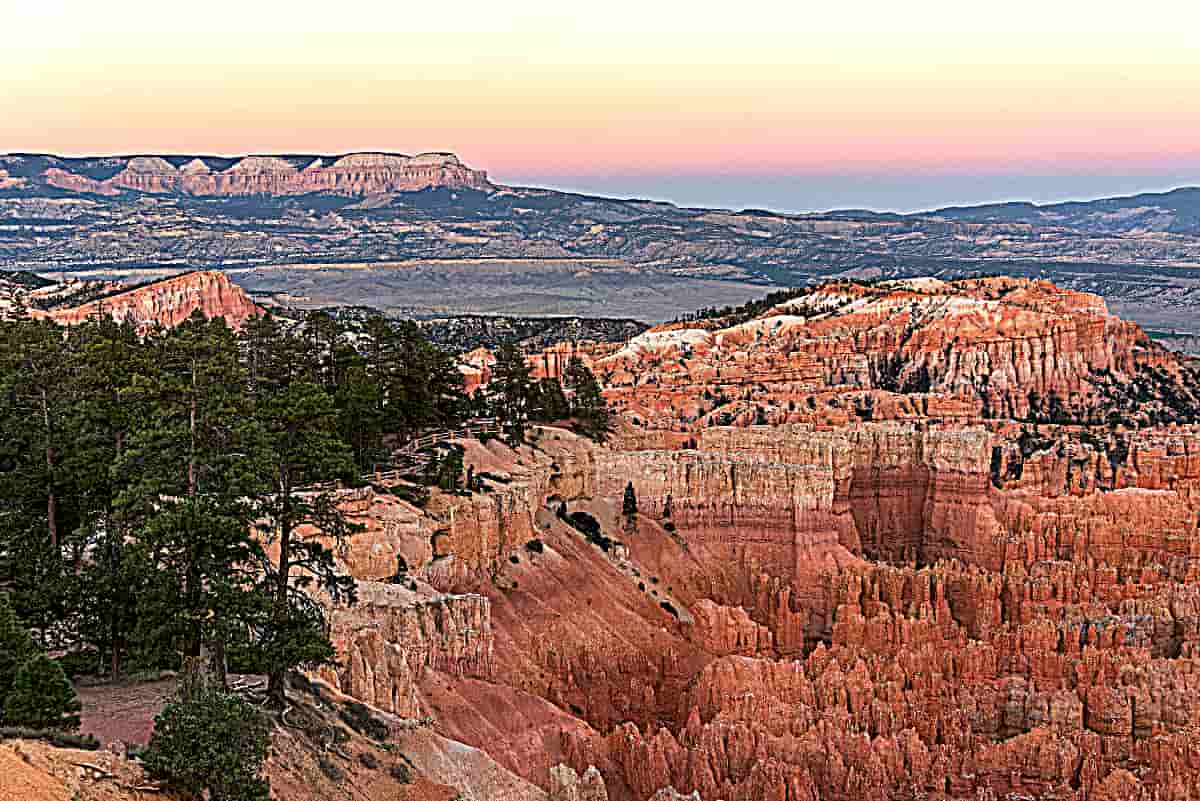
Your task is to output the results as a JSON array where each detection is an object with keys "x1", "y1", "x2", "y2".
[
  {"x1": 10, "y1": 275, "x2": 1200, "y2": 800},
  {"x1": 273, "y1": 277, "x2": 1200, "y2": 799}
]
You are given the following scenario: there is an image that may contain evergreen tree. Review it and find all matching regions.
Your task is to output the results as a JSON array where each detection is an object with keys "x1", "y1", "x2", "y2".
[
  {"x1": 623, "y1": 482, "x2": 638, "y2": 520},
  {"x1": 564, "y1": 357, "x2": 611, "y2": 442},
  {"x1": 3, "y1": 653, "x2": 81, "y2": 730},
  {"x1": 240, "y1": 320, "x2": 358, "y2": 706},
  {"x1": 335, "y1": 362, "x2": 386, "y2": 472},
  {"x1": 144, "y1": 688, "x2": 271, "y2": 801},
  {"x1": 357, "y1": 317, "x2": 467, "y2": 445},
  {"x1": 434, "y1": 446, "x2": 465, "y2": 492},
  {"x1": 491, "y1": 342, "x2": 533, "y2": 444},
  {"x1": 118, "y1": 312, "x2": 261, "y2": 686},
  {"x1": 0, "y1": 594, "x2": 36, "y2": 717},
  {"x1": 64, "y1": 315, "x2": 146, "y2": 676},
  {"x1": 530, "y1": 377, "x2": 570, "y2": 422},
  {"x1": 132, "y1": 497, "x2": 265, "y2": 693},
  {"x1": 0, "y1": 319, "x2": 79, "y2": 635}
]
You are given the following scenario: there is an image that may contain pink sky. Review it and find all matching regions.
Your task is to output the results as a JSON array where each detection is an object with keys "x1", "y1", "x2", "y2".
[{"x1": 4, "y1": 0, "x2": 1199, "y2": 207}]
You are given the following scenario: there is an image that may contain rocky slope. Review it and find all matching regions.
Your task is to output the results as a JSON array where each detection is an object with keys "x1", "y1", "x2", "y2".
[
  {"x1": 32, "y1": 269, "x2": 264, "y2": 329},
  {"x1": 279, "y1": 277, "x2": 1200, "y2": 800}
]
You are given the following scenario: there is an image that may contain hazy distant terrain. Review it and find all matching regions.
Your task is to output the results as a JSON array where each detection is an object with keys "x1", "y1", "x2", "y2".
[{"x1": 3, "y1": 153, "x2": 1199, "y2": 327}]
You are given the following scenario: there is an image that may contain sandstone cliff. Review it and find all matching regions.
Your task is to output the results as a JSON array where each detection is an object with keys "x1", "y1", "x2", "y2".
[
  {"x1": 37, "y1": 270, "x2": 263, "y2": 330},
  {"x1": 38, "y1": 152, "x2": 490, "y2": 197}
]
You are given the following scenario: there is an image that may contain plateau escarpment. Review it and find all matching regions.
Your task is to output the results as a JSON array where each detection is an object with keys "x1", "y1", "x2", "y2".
[
  {"x1": 286, "y1": 278, "x2": 1200, "y2": 800},
  {"x1": 29, "y1": 151, "x2": 490, "y2": 197}
]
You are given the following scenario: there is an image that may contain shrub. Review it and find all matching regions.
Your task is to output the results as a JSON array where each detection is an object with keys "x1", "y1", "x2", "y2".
[
  {"x1": 143, "y1": 689, "x2": 271, "y2": 801},
  {"x1": 524, "y1": 538, "x2": 545, "y2": 554},
  {"x1": 318, "y1": 756, "x2": 344, "y2": 781},
  {"x1": 0, "y1": 594, "x2": 36, "y2": 717},
  {"x1": 0, "y1": 726, "x2": 99, "y2": 750},
  {"x1": 3, "y1": 654, "x2": 81, "y2": 731},
  {"x1": 389, "y1": 761, "x2": 412, "y2": 784},
  {"x1": 338, "y1": 700, "x2": 390, "y2": 741}
]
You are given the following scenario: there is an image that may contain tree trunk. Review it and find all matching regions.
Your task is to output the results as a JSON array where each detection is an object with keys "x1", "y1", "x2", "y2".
[
  {"x1": 41, "y1": 387, "x2": 58, "y2": 549},
  {"x1": 188, "y1": 363, "x2": 198, "y2": 497},
  {"x1": 267, "y1": 488, "x2": 293, "y2": 708}
]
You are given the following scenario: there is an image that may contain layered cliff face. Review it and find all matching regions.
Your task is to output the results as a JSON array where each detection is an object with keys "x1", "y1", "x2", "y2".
[
  {"x1": 296, "y1": 278, "x2": 1200, "y2": 800},
  {"x1": 36, "y1": 269, "x2": 263, "y2": 330},
  {"x1": 35, "y1": 152, "x2": 490, "y2": 197}
]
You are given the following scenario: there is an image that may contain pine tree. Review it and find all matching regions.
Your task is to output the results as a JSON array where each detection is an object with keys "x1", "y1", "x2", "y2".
[
  {"x1": 564, "y1": 357, "x2": 611, "y2": 442},
  {"x1": 530, "y1": 377, "x2": 570, "y2": 422},
  {"x1": 356, "y1": 317, "x2": 467, "y2": 445},
  {"x1": 491, "y1": 343, "x2": 533, "y2": 444},
  {"x1": 64, "y1": 315, "x2": 146, "y2": 677},
  {"x1": 240, "y1": 320, "x2": 358, "y2": 706},
  {"x1": 3, "y1": 652, "x2": 81, "y2": 731},
  {"x1": 435, "y1": 446, "x2": 465, "y2": 492},
  {"x1": 144, "y1": 688, "x2": 270, "y2": 801},
  {"x1": 132, "y1": 496, "x2": 265, "y2": 695},
  {"x1": 0, "y1": 594, "x2": 37, "y2": 717},
  {"x1": 335, "y1": 362, "x2": 386, "y2": 472},
  {"x1": 118, "y1": 312, "x2": 261, "y2": 687},
  {"x1": 623, "y1": 482, "x2": 638, "y2": 520},
  {"x1": 0, "y1": 319, "x2": 79, "y2": 636}
]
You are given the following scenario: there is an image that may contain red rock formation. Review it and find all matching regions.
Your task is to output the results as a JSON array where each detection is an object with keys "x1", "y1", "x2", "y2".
[
  {"x1": 594, "y1": 277, "x2": 1199, "y2": 434},
  {"x1": 300, "y1": 279, "x2": 1200, "y2": 801},
  {"x1": 41, "y1": 152, "x2": 490, "y2": 197},
  {"x1": 38, "y1": 270, "x2": 263, "y2": 330},
  {"x1": 0, "y1": 168, "x2": 24, "y2": 189}
]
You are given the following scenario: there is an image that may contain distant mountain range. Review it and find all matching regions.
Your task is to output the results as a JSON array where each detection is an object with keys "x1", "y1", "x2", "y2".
[
  {"x1": 1, "y1": 151, "x2": 1198, "y2": 343},
  {"x1": 926, "y1": 187, "x2": 1200, "y2": 235}
]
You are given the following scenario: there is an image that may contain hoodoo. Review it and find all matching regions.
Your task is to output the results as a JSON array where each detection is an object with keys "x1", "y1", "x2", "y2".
[{"x1": 296, "y1": 277, "x2": 1200, "y2": 800}]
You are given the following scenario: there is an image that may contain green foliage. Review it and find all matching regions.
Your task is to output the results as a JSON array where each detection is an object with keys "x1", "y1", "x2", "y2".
[
  {"x1": 623, "y1": 482, "x2": 638, "y2": 519},
  {"x1": 530, "y1": 377, "x2": 570, "y2": 422},
  {"x1": 564, "y1": 357, "x2": 611, "y2": 442},
  {"x1": 0, "y1": 308, "x2": 465, "y2": 707},
  {"x1": 0, "y1": 726, "x2": 99, "y2": 750},
  {"x1": 144, "y1": 688, "x2": 271, "y2": 801},
  {"x1": 3, "y1": 653, "x2": 81, "y2": 731},
  {"x1": 432, "y1": 445, "x2": 465, "y2": 492},
  {"x1": 0, "y1": 594, "x2": 37, "y2": 713},
  {"x1": 490, "y1": 342, "x2": 533, "y2": 444},
  {"x1": 241, "y1": 317, "x2": 360, "y2": 704},
  {"x1": 131, "y1": 496, "x2": 265, "y2": 671}
]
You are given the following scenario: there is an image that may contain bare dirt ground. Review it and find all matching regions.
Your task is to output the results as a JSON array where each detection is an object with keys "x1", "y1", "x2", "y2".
[{"x1": 75, "y1": 677, "x2": 177, "y2": 747}]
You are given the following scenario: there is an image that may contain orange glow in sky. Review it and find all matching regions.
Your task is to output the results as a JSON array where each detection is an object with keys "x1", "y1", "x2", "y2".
[{"x1": 3, "y1": 0, "x2": 1199, "y2": 202}]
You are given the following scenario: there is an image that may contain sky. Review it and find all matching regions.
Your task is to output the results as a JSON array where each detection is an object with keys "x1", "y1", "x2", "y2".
[{"x1": 3, "y1": 0, "x2": 1200, "y2": 212}]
